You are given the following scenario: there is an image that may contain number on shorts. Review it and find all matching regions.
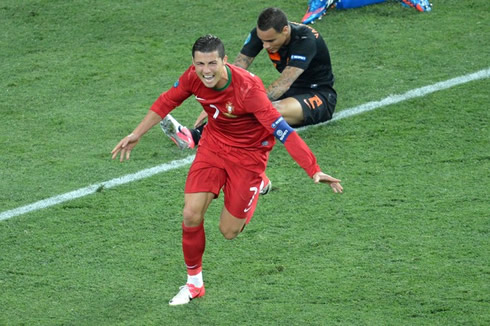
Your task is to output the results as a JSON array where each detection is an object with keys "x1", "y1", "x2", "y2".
[{"x1": 243, "y1": 187, "x2": 258, "y2": 213}]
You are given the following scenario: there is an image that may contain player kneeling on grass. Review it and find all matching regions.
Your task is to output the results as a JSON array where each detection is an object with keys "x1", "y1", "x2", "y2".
[{"x1": 111, "y1": 34, "x2": 343, "y2": 306}]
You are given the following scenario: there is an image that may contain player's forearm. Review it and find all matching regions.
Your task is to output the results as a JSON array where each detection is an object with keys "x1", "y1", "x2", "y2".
[
  {"x1": 266, "y1": 82, "x2": 290, "y2": 101},
  {"x1": 131, "y1": 110, "x2": 162, "y2": 138},
  {"x1": 233, "y1": 53, "x2": 254, "y2": 70},
  {"x1": 271, "y1": 117, "x2": 320, "y2": 177},
  {"x1": 284, "y1": 132, "x2": 321, "y2": 178},
  {"x1": 266, "y1": 66, "x2": 304, "y2": 101}
]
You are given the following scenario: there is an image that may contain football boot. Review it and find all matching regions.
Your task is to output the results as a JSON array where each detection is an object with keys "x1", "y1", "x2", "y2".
[
  {"x1": 400, "y1": 0, "x2": 432, "y2": 12},
  {"x1": 160, "y1": 115, "x2": 195, "y2": 149},
  {"x1": 169, "y1": 283, "x2": 205, "y2": 306},
  {"x1": 302, "y1": 0, "x2": 338, "y2": 25}
]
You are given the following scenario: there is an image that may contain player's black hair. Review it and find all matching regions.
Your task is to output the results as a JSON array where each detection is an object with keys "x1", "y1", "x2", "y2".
[
  {"x1": 257, "y1": 7, "x2": 288, "y2": 33},
  {"x1": 192, "y1": 34, "x2": 225, "y2": 59}
]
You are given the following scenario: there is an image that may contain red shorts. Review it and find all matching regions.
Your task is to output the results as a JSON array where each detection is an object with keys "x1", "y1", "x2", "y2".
[{"x1": 185, "y1": 143, "x2": 269, "y2": 220}]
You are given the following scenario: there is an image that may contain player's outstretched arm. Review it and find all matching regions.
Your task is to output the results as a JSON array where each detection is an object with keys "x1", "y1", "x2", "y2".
[
  {"x1": 282, "y1": 131, "x2": 343, "y2": 194},
  {"x1": 111, "y1": 110, "x2": 162, "y2": 162},
  {"x1": 268, "y1": 116, "x2": 343, "y2": 194},
  {"x1": 313, "y1": 172, "x2": 343, "y2": 193}
]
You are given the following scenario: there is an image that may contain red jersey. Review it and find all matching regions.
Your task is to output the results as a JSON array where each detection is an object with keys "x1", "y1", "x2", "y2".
[{"x1": 150, "y1": 64, "x2": 320, "y2": 177}]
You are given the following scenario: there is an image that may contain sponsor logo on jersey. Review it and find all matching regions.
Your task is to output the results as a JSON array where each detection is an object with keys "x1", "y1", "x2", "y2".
[{"x1": 291, "y1": 54, "x2": 306, "y2": 61}]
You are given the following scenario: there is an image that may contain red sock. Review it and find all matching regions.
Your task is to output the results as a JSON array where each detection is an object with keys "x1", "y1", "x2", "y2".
[{"x1": 182, "y1": 221, "x2": 205, "y2": 275}]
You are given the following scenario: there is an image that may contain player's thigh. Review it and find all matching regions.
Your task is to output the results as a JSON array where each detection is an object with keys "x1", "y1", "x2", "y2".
[
  {"x1": 184, "y1": 148, "x2": 227, "y2": 226},
  {"x1": 185, "y1": 147, "x2": 227, "y2": 195},
  {"x1": 222, "y1": 167, "x2": 262, "y2": 221}
]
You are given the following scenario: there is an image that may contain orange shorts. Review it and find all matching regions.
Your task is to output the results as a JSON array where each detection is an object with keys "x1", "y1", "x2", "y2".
[{"x1": 185, "y1": 143, "x2": 269, "y2": 220}]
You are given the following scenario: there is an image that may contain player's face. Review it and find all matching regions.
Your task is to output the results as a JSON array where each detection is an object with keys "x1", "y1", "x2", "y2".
[
  {"x1": 193, "y1": 50, "x2": 228, "y2": 89},
  {"x1": 256, "y1": 25, "x2": 289, "y2": 53}
]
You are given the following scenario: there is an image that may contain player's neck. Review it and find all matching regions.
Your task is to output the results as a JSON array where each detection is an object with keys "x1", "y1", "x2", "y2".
[{"x1": 214, "y1": 65, "x2": 231, "y2": 91}]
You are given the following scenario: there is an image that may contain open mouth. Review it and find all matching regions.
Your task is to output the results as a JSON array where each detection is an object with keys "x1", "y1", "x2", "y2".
[{"x1": 201, "y1": 74, "x2": 215, "y2": 85}]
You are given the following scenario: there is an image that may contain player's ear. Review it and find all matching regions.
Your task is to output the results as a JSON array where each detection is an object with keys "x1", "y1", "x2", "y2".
[
  {"x1": 282, "y1": 24, "x2": 289, "y2": 35},
  {"x1": 223, "y1": 55, "x2": 228, "y2": 65}
]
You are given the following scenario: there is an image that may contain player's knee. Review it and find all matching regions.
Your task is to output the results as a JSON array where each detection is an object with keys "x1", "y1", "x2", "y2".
[
  {"x1": 182, "y1": 206, "x2": 203, "y2": 227},
  {"x1": 273, "y1": 101, "x2": 304, "y2": 126},
  {"x1": 219, "y1": 224, "x2": 240, "y2": 240}
]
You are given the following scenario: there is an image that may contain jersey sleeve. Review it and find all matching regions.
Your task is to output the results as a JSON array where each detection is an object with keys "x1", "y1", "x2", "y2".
[
  {"x1": 239, "y1": 28, "x2": 263, "y2": 58},
  {"x1": 150, "y1": 67, "x2": 194, "y2": 118},
  {"x1": 245, "y1": 85, "x2": 321, "y2": 178},
  {"x1": 282, "y1": 132, "x2": 321, "y2": 178}
]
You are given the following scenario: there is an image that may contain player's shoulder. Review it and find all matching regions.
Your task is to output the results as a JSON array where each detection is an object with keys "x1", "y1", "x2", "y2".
[
  {"x1": 177, "y1": 64, "x2": 197, "y2": 83},
  {"x1": 290, "y1": 22, "x2": 320, "y2": 41},
  {"x1": 171, "y1": 65, "x2": 205, "y2": 95},
  {"x1": 185, "y1": 65, "x2": 197, "y2": 78},
  {"x1": 229, "y1": 64, "x2": 262, "y2": 85},
  {"x1": 181, "y1": 65, "x2": 203, "y2": 87},
  {"x1": 229, "y1": 64, "x2": 266, "y2": 99}
]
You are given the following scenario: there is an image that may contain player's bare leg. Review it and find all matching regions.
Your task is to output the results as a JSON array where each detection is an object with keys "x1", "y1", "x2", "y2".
[{"x1": 272, "y1": 97, "x2": 304, "y2": 126}]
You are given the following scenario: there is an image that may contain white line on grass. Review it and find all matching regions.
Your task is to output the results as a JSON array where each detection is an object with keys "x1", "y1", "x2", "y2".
[
  {"x1": 297, "y1": 67, "x2": 490, "y2": 131},
  {"x1": 0, "y1": 156, "x2": 195, "y2": 222},
  {"x1": 1, "y1": 68, "x2": 489, "y2": 222}
]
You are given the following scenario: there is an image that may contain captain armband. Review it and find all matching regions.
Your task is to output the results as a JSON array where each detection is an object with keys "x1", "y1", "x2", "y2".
[{"x1": 272, "y1": 117, "x2": 294, "y2": 143}]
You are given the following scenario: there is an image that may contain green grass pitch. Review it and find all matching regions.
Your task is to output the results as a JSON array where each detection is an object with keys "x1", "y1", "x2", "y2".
[{"x1": 0, "y1": 0, "x2": 488, "y2": 324}]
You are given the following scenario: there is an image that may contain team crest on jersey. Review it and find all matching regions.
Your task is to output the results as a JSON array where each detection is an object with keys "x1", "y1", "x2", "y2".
[
  {"x1": 223, "y1": 102, "x2": 238, "y2": 118},
  {"x1": 173, "y1": 80, "x2": 179, "y2": 87}
]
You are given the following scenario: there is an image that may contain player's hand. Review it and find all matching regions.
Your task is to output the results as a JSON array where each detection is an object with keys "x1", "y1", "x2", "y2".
[
  {"x1": 313, "y1": 172, "x2": 343, "y2": 193},
  {"x1": 193, "y1": 110, "x2": 208, "y2": 128},
  {"x1": 111, "y1": 133, "x2": 140, "y2": 162}
]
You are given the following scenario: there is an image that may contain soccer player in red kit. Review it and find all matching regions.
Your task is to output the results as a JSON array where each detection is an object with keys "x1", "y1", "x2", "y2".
[{"x1": 111, "y1": 35, "x2": 343, "y2": 305}]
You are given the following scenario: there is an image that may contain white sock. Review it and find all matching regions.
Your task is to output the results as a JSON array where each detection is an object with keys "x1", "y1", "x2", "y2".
[{"x1": 187, "y1": 271, "x2": 203, "y2": 287}]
